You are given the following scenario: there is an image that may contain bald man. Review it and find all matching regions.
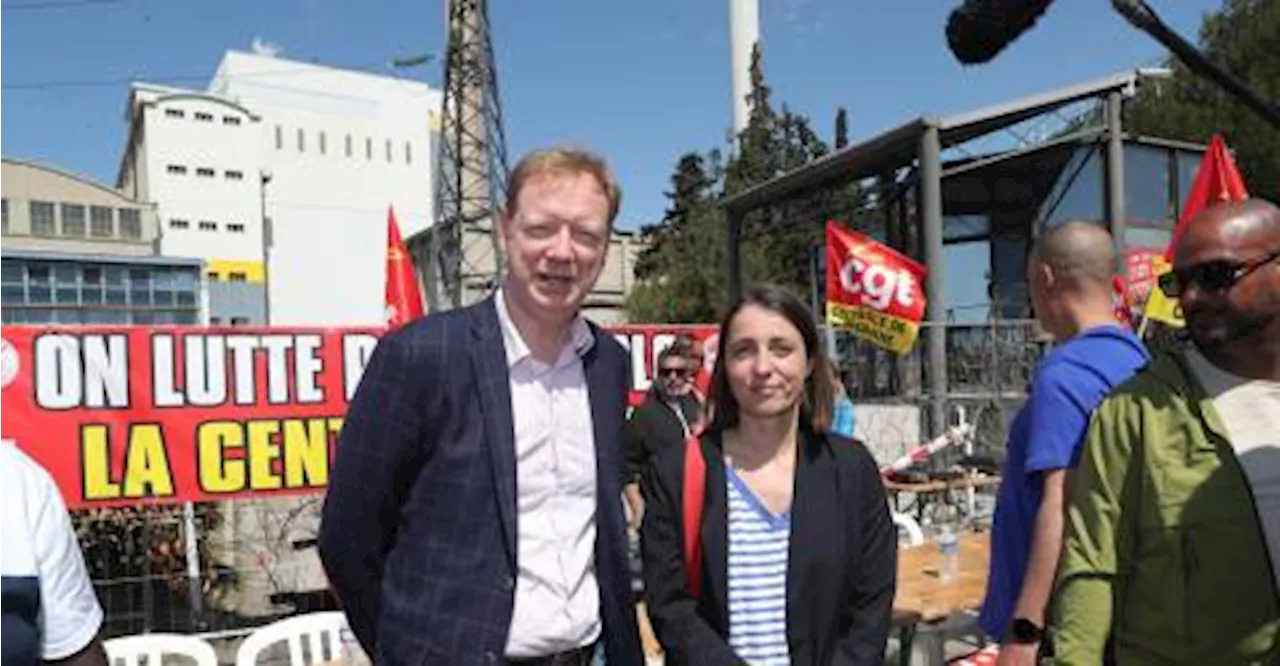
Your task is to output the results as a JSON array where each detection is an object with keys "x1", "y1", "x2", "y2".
[
  {"x1": 978, "y1": 221, "x2": 1151, "y2": 666},
  {"x1": 1053, "y1": 200, "x2": 1280, "y2": 665}
]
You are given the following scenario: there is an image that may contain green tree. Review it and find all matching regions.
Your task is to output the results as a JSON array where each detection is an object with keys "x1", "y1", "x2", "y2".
[
  {"x1": 627, "y1": 45, "x2": 869, "y2": 322},
  {"x1": 1125, "y1": 0, "x2": 1279, "y2": 201}
]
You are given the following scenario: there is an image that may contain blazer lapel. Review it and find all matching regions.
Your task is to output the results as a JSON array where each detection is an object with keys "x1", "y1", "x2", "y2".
[
  {"x1": 785, "y1": 433, "x2": 828, "y2": 655},
  {"x1": 469, "y1": 299, "x2": 518, "y2": 567},
  {"x1": 701, "y1": 438, "x2": 731, "y2": 633}
]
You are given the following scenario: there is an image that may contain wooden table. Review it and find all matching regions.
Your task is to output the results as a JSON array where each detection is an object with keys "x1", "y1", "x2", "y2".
[{"x1": 893, "y1": 532, "x2": 991, "y2": 666}]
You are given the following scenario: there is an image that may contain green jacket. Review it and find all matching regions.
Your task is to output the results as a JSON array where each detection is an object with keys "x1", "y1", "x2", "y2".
[{"x1": 1053, "y1": 348, "x2": 1280, "y2": 666}]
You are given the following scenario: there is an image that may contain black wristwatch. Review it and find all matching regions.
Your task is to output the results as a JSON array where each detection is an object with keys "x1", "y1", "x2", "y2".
[{"x1": 1007, "y1": 618, "x2": 1045, "y2": 644}]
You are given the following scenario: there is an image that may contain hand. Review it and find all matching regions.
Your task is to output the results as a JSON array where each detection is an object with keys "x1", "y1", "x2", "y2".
[{"x1": 995, "y1": 642, "x2": 1039, "y2": 666}]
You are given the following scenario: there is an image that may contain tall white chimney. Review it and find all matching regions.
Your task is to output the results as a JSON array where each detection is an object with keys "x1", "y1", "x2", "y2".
[{"x1": 729, "y1": 0, "x2": 760, "y2": 142}]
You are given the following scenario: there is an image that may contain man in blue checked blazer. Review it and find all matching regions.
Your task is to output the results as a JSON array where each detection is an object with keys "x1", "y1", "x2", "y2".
[{"x1": 319, "y1": 147, "x2": 643, "y2": 666}]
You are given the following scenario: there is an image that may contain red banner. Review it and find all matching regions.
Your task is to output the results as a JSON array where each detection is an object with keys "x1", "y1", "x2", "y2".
[
  {"x1": 609, "y1": 324, "x2": 718, "y2": 407},
  {"x1": 825, "y1": 222, "x2": 928, "y2": 354},
  {"x1": 1, "y1": 323, "x2": 716, "y2": 509}
]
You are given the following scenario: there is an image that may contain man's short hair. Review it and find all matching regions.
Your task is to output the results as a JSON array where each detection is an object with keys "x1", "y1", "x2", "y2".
[
  {"x1": 1031, "y1": 220, "x2": 1116, "y2": 288},
  {"x1": 505, "y1": 146, "x2": 622, "y2": 226}
]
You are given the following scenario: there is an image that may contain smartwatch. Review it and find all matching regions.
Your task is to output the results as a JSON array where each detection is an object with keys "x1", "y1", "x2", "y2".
[{"x1": 1007, "y1": 618, "x2": 1045, "y2": 644}]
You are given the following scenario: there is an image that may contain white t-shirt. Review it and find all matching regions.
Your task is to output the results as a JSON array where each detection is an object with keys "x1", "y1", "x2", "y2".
[
  {"x1": 1185, "y1": 348, "x2": 1280, "y2": 593},
  {"x1": 1, "y1": 441, "x2": 104, "y2": 664}
]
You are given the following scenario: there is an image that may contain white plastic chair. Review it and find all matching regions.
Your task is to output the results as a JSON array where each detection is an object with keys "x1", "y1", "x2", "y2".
[
  {"x1": 105, "y1": 634, "x2": 218, "y2": 666},
  {"x1": 235, "y1": 611, "x2": 349, "y2": 666},
  {"x1": 891, "y1": 512, "x2": 926, "y2": 547}
]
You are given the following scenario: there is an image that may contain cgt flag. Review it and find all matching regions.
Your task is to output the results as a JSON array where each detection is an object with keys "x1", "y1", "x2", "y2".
[
  {"x1": 825, "y1": 222, "x2": 928, "y2": 354},
  {"x1": 385, "y1": 207, "x2": 425, "y2": 329},
  {"x1": 1144, "y1": 134, "x2": 1249, "y2": 327}
]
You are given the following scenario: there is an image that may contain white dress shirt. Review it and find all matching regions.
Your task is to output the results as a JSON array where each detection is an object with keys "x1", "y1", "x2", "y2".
[{"x1": 496, "y1": 292, "x2": 602, "y2": 658}]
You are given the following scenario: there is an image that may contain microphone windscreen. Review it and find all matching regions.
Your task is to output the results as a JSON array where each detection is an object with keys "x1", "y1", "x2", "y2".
[{"x1": 946, "y1": 0, "x2": 1057, "y2": 65}]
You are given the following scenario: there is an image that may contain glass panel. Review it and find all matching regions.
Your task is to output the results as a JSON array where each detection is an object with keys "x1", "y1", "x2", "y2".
[
  {"x1": 173, "y1": 270, "x2": 197, "y2": 291},
  {"x1": 55, "y1": 288, "x2": 79, "y2": 304},
  {"x1": 86, "y1": 309, "x2": 129, "y2": 324},
  {"x1": 944, "y1": 240, "x2": 992, "y2": 325},
  {"x1": 53, "y1": 308, "x2": 84, "y2": 324},
  {"x1": 132, "y1": 311, "x2": 155, "y2": 325},
  {"x1": 105, "y1": 266, "x2": 125, "y2": 286},
  {"x1": 2, "y1": 263, "x2": 24, "y2": 284},
  {"x1": 1040, "y1": 146, "x2": 1103, "y2": 229},
  {"x1": 130, "y1": 289, "x2": 152, "y2": 306},
  {"x1": 118, "y1": 209, "x2": 142, "y2": 239},
  {"x1": 83, "y1": 267, "x2": 103, "y2": 285},
  {"x1": 1124, "y1": 144, "x2": 1173, "y2": 226},
  {"x1": 61, "y1": 204, "x2": 87, "y2": 236},
  {"x1": 129, "y1": 268, "x2": 151, "y2": 287},
  {"x1": 1126, "y1": 226, "x2": 1172, "y2": 251},
  {"x1": 20, "y1": 308, "x2": 52, "y2": 324},
  {"x1": 91, "y1": 206, "x2": 114, "y2": 237},
  {"x1": 152, "y1": 290, "x2": 175, "y2": 306},
  {"x1": 1176, "y1": 150, "x2": 1204, "y2": 215},
  {"x1": 30, "y1": 201, "x2": 57, "y2": 236},
  {"x1": 82, "y1": 287, "x2": 103, "y2": 304},
  {"x1": 944, "y1": 214, "x2": 990, "y2": 241},
  {"x1": 152, "y1": 310, "x2": 176, "y2": 325},
  {"x1": 105, "y1": 288, "x2": 127, "y2": 305},
  {"x1": 54, "y1": 264, "x2": 78, "y2": 286},
  {"x1": 174, "y1": 310, "x2": 198, "y2": 325},
  {"x1": 2, "y1": 285, "x2": 26, "y2": 303},
  {"x1": 176, "y1": 292, "x2": 196, "y2": 307}
]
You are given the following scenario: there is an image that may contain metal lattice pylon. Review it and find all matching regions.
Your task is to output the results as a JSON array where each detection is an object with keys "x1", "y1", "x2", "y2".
[{"x1": 431, "y1": 0, "x2": 510, "y2": 309}]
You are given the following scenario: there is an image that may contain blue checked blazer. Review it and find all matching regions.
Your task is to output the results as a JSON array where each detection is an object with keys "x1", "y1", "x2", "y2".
[{"x1": 319, "y1": 297, "x2": 643, "y2": 666}]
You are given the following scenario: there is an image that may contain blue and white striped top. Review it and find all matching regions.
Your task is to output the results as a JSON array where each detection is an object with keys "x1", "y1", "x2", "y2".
[{"x1": 725, "y1": 465, "x2": 791, "y2": 666}]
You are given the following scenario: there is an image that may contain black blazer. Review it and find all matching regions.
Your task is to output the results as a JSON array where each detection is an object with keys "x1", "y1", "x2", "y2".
[
  {"x1": 640, "y1": 428, "x2": 896, "y2": 666},
  {"x1": 318, "y1": 297, "x2": 643, "y2": 666}
]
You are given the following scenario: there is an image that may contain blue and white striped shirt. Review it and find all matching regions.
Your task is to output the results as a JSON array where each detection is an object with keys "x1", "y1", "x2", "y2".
[{"x1": 725, "y1": 465, "x2": 791, "y2": 666}]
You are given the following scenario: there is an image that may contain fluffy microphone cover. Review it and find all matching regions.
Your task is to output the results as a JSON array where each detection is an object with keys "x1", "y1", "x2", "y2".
[{"x1": 946, "y1": 0, "x2": 1057, "y2": 65}]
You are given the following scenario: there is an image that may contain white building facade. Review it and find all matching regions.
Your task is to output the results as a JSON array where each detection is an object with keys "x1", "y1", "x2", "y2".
[{"x1": 119, "y1": 50, "x2": 441, "y2": 326}]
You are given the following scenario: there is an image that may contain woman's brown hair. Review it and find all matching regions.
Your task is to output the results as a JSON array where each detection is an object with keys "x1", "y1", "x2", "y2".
[{"x1": 705, "y1": 283, "x2": 834, "y2": 435}]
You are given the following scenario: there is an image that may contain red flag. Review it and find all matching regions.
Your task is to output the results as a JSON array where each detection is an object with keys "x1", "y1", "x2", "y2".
[
  {"x1": 385, "y1": 207, "x2": 425, "y2": 329},
  {"x1": 825, "y1": 222, "x2": 928, "y2": 354},
  {"x1": 1164, "y1": 134, "x2": 1249, "y2": 261}
]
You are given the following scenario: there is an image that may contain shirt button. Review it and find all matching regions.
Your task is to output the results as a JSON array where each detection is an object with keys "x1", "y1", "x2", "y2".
[{"x1": 504, "y1": 576, "x2": 515, "y2": 591}]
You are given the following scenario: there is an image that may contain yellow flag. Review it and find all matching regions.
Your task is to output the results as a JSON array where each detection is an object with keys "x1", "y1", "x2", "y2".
[{"x1": 1143, "y1": 256, "x2": 1184, "y2": 327}]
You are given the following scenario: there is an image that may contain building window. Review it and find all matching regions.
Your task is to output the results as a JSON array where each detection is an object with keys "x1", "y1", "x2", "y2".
[
  {"x1": 169, "y1": 219, "x2": 190, "y2": 230},
  {"x1": 90, "y1": 206, "x2": 113, "y2": 237},
  {"x1": 167, "y1": 164, "x2": 187, "y2": 175},
  {"x1": 118, "y1": 208, "x2": 142, "y2": 239},
  {"x1": 194, "y1": 111, "x2": 214, "y2": 122},
  {"x1": 366, "y1": 137, "x2": 373, "y2": 160},
  {"x1": 275, "y1": 125, "x2": 283, "y2": 149},
  {"x1": 405, "y1": 142, "x2": 413, "y2": 165},
  {"x1": 223, "y1": 116, "x2": 241, "y2": 126},
  {"x1": 210, "y1": 316, "x2": 223, "y2": 325},
  {"x1": 230, "y1": 316, "x2": 250, "y2": 326},
  {"x1": 225, "y1": 170, "x2": 244, "y2": 180},
  {"x1": 319, "y1": 132, "x2": 327, "y2": 155},
  {"x1": 345, "y1": 134, "x2": 353, "y2": 157},
  {"x1": 30, "y1": 201, "x2": 56, "y2": 236},
  {"x1": 1, "y1": 199, "x2": 8, "y2": 234},
  {"x1": 227, "y1": 223, "x2": 246, "y2": 233},
  {"x1": 385, "y1": 139, "x2": 392, "y2": 162},
  {"x1": 165, "y1": 108, "x2": 185, "y2": 119},
  {"x1": 82, "y1": 267, "x2": 103, "y2": 304},
  {"x1": 198, "y1": 221, "x2": 217, "y2": 232},
  {"x1": 228, "y1": 272, "x2": 247, "y2": 283},
  {"x1": 206, "y1": 270, "x2": 219, "y2": 281},
  {"x1": 297, "y1": 128, "x2": 305, "y2": 152},
  {"x1": 60, "y1": 204, "x2": 87, "y2": 236},
  {"x1": 196, "y1": 167, "x2": 215, "y2": 178}
]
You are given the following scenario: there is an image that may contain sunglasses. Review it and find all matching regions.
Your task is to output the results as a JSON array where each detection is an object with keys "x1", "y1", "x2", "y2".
[
  {"x1": 1158, "y1": 250, "x2": 1280, "y2": 298},
  {"x1": 659, "y1": 367, "x2": 692, "y2": 379}
]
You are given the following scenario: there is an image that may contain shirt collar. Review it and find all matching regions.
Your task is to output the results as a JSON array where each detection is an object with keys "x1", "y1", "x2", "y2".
[{"x1": 494, "y1": 288, "x2": 595, "y2": 368}]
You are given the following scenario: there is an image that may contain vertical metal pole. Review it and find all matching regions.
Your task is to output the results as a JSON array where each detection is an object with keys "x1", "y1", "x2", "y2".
[
  {"x1": 726, "y1": 208, "x2": 743, "y2": 306},
  {"x1": 183, "y1": 502, "x2": 204, "y2": 615},
  {"x1": 1106, "y1": 91, "x2": 1127, "y2": 269},
  {"x1": 919, "y1": 124, "x2": 948, "y2": 435},
  {"x1": 259, "y1": 172, "x2": 273, "y2": 325}
]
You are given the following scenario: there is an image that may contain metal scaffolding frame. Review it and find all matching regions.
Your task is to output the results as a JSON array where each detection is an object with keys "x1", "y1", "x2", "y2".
[{"x1": 720, "y1": 68, "x2": 1173, "y2": 433}]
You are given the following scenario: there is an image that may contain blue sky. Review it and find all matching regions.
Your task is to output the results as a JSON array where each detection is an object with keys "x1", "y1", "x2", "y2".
[{"x1": 4, "y1": 0, "x2": 1219, "y2": 232}]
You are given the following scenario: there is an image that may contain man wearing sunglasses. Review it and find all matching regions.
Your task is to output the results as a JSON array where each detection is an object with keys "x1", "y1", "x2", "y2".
[
  {"x1": 1056, "y1": 198, "x2": 1280, "y2": 665},
  {"x1": 624, "y1": 344, "x2": 703, "y2": 532}
]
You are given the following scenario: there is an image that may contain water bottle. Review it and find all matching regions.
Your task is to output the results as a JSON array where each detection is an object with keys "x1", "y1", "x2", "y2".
[{"x1": 938, "y1": 513, "x2": 961, "y2": 583}]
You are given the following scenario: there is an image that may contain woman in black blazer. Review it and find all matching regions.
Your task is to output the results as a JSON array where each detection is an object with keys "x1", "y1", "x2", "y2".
[{"x1": 641, "y1": 283, "x2": 896, "y2": 666}]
